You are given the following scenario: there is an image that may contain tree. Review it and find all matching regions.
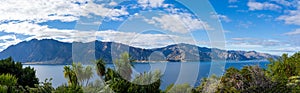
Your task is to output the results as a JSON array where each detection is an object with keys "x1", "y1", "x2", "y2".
[
  {"x1": 129, "y1": 70, "x2": 161, "y2": 93},
  {"x1": 82, "y1": 79, "x2": 108, "y2": 93},
  {"x1": 72, "y1": 63, "x2": 84, "y2": 86},
  {"x1": 0, "y1": 85, "x2": 7, "y2": 93},
  {"x1": 114, "y1": 52, "x2": 133, "y2": 80},
  {"x1": 164, "y1": 83, "x2": 174, "y2": 93},
  {"x1": 71, "y1": 63, "x2": 94, "y2": 86},
  {"x1": 0, "y1": 74, "x2": 18, "y2": 86},
  {"x1": 267, "y1": 53, "x2": 300, "y2": 82},
  {"x1": 0, "y1": 74, "x2": 18, "y2": 93},
  {"x1": 103, "y1": 68, "x2": 162, "y2": 93},
  {"x1": 238, "y1": 66, "x2": 278, "y2": 92},
  {"x1": 215, "y1": 65, "x2": 288, "y2": 93},
  {"x1": 84, "y1": 66, "x2": 93, "y2": 86},
  {"x1": 132, "y1": 70, "x2": 161, "y2": 85},
  {"x1": 94, "y1": 53, "x2": 162, "y2": 93},
  {"x1": 164, "y1": 83, "x2": 193, "y2": 93},
  {"x1": 54, "y1": 84, "x2": 83, "y2": 93},
  {"x1": 63, "y1": 66, "x2": 79, "y2": 86},
  {"x1": 287, "y1": 76, "x2": 300, "y2": 92},
  {"x1": 95, "y1": 59, "x2": 106, "y2": 78},
  {"x1": 62, "y1": 63, "x2": 95, "y2": 93},
  {"x1": 265, "y1": 52, "x2": 300, "y2": 92},
  {"x1": 0, "y1": 57, "x2": 39, "y2": 87},
  {"x1": 21, "y1": 66, "x2": 39, "y2": 87},
  {"x1": 61, "y1": 65, "x2": 85, "y2": 93},
  {"x1": 29, "y1": 78, "x2": 54, "y2": 93},
  {"x1": 102, "y1": 68, "x2": 129, "y2": 93},
  {"x1": 195, "y1": 65, "x2": 288, "y2": 93},
  {"x1": 194, "y1": 75, "x2": 220, "y2": 93}
]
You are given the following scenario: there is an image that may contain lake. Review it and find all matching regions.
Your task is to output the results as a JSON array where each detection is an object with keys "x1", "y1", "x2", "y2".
[{"x1": 24, "y1": 61, "x2": 270, "y2": 90}]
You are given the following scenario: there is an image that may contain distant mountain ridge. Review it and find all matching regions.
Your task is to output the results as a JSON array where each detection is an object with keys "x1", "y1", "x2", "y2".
[{"x1": 0, "y1": 39, "x2": 278, "y2": 64}]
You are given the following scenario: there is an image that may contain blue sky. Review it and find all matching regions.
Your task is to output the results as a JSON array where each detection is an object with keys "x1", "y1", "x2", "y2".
[{"x1": 0, "y1": 0, "x2": 299, "y2": 55}]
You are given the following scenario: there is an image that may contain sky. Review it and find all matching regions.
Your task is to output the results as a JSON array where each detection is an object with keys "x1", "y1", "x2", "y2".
[{"x1": 0, "y1": 0, "x2": 299, "y2": 55}]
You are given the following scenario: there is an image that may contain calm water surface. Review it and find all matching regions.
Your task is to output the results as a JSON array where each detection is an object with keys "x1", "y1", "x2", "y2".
[{"x1": 24, "y1": 61, "x2": 270, "y2": 89}]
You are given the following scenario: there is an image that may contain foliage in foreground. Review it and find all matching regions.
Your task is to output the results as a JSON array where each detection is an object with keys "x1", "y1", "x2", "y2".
[
  {"x1": 194, "y1": 52, "x2": 300, "y2": 93},
  {"x1": 57, "y1": 52, "x2": 161, "y2": 93},
  {"x1": 0, "y1": 57, "x2": 39, "y2": 87},
  {"x1": 0, "y1": 58, "x2": 57, "y2": 93},
  {"x1": 96, "y1": 52, "x2": 162, "y2": 93}
]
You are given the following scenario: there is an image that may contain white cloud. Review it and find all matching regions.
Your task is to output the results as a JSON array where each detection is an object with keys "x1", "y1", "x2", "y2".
[
  {"x1": 247, "y1": 1, "x2": 281, "y2": 11},
  {"x1": 277, "y1": 10, "x2": 300, "y2": 25},
  {"x1": 97, "y1": 31, "x2": 197, "y2": 48},
  {"x1": 0, "y1": 0, "x2": 204, "y2": 50},
  {"x1": 81, "y1": 2, "x2": 128, "y2": 18},
  {"x1": 227, "y1": 43, "x2": 264, "y2": 49},
  {"x1": 0, "y1": 21, "x2": 104, "y2": 43},
  {"x1": 210, "y1": 13, "x2": 231, "y2": 22},
  {"x1": 231, "y1": 37, "x2": 254, "y2": 41},
  {"x1": 0, "y1": 21, "x2": 198, "y2": 50},
  {"x1": 279, "y1": 47, "x2": 300, "y2": 52},
  {"x1": 274, "y1": 0, "x2": 300, "y2": 25},
  {"x1": 0, "y1": 0, "x2": 128, "y2": 23},
  {"x1": 108, "y1": 1, "x2": 118, "y2": 6},
  {"x1": 226, "y1": 38, "x2": 295, "y2": 55},
  {"x1": 138, "y1": 0, "x2": 166, "y2": 8},
  {"x1": 0, "y1": 35, "x2": 22, "y2": 51},
  {"x1": 144, "y1": 13, "x2": 213, "y2": 33},
  {"x1": 230, "y1": 37, "x2": 283, "y2": 47},
  {"x1": 257, "y1": 14, "x2": 273, "y2": 18},
  {"x1": 0, "y1": 0, "x2": 130, "y2": 50},
  {"x1": 0, "y1": 22, "x2": 75, "y2": 39},
  {"x1": 284, "y1": 29, "x2": 300, "y2": 35},
  {"x1": 272, "y1": 0, "x2": 292, "y2": 6},
  {"x1": 0, "y1": 35, "x2": 22, "y2": 50},
  {"x1": 268, "y1": 46, "x2": 300, "y2": 55},
  {"x1": 238, "y1": 21, "x2": 253, "y2": 28}
]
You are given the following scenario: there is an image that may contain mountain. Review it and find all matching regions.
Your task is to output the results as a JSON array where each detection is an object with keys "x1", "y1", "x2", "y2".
[{"x1": 0, "y1": 39, "x2": 278, "y2": 64}]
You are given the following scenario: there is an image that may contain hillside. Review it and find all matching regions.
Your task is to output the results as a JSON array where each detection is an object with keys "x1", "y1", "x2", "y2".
[{"x1": 0, "y1": 39, "x2": 278, "y2": 64}]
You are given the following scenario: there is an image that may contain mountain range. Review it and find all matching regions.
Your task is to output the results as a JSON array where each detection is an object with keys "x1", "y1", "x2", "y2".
[{"x1": 0, "y1": 39, "x2": 278, "y2": 64}]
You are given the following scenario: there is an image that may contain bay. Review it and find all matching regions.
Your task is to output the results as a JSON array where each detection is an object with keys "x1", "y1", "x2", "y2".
[{"x1": 24, "y1": 61, "x2": 270, "y2": 90}]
